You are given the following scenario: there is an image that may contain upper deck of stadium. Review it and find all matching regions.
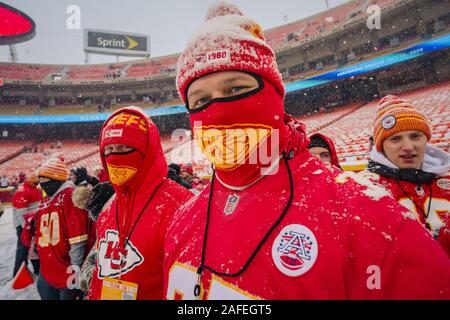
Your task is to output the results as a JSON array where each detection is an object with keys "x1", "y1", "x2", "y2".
[{"x1": 0, "y1": 0, "x2": 421, "y2": 83}]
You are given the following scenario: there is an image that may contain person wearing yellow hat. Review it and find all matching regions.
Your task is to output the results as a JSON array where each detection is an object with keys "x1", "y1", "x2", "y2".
[
  {"x1": 35, "y1": 157, "x2": 92, "y2": 300},
  {"x1": 368, "y1": 95, "x2": 450, "y2": 256},
  {"x1": 12, "y1": 171, "x2": 42, "y2": 277}
]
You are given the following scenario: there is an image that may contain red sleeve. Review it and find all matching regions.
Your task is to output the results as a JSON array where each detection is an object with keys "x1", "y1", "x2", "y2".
[
  {"x1": 437, "y1": 220, "x2": 450, "y2": 258},
  {"x1": 63, "y1": 190, "x2": 89, "y2": 246},
  {"x1": 334, "y1": 173, "x2": 450, "y2": 299},
  {"x1": 375, "y1": 219, "x2": 450, "y2": 299}
]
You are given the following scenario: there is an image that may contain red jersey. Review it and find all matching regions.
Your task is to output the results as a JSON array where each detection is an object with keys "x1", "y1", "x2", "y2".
[
  {"x1": 88, "y1": 107, "x2": 193, "y2": 300},
  {"x1": 36, "y1": 182, "x2": 90, "y2": 288},
  {"x1": 163, "y1": 151, "x2": 450, "y2": 300},
  {"x1": 362, "y1": 171, "x2": 450, "y2": 257}
]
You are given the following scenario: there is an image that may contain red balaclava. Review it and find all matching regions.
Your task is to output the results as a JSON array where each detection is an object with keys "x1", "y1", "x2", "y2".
[
  {"x1": 99, "y1": 106, "x2": 168, "y2": 263},
  {"x1": 100, "y1": 108, "x2": 149, "y2": 194},
  {"x1": 176, "y1": 1, "x2": 292, "y2": 188}
]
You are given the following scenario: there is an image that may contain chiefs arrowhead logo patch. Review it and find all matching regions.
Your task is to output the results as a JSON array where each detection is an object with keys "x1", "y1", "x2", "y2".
[
  {"x1": 97, "y1": 230, "x2": 144, "y2": 278},
  {"x1": 192, "y1": 124, "x2": 273, "y2": 171},
  {"x1": 106, "y1": 164, "x2": 137, "y2": 186}
]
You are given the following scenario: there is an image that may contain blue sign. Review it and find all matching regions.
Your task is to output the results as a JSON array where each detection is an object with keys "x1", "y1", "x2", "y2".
[
  {"x1": 0, "y1": 105, "x2": 187, "y2": 124},
  {"x1": 285, "y1": 33, "x2": 450, "y2": 93}
]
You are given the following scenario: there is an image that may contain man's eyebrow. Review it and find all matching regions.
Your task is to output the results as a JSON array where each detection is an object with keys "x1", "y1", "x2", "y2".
[
  {"x1": 222, "y1": 77, "x2": 240, "y2": 84},
  {"x1": 222, "y1": 76, "x2": 252, "y2": 85},
  {"x1": 188, "y1": 88, "x2": 206, "y2": 99},
  {"x1": 188, "y1": 76, "x2": 250, "y2": 98}
]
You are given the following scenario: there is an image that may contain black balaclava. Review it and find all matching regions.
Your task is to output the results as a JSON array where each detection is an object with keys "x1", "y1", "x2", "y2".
[{"x1": 40, "y1": 179, "x2": 64, "y2": 197}]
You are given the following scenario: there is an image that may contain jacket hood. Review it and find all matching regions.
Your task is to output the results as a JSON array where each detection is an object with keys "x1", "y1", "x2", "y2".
[
  {"x1": 308, "y1": 132, "x2": 340, "y2": 168},
  {"x1": 99, "y1": 106, "x2": 168, "y2": 198},
  {"x1": 369, "y1": 144, "x2": 450, "y2": 177}
]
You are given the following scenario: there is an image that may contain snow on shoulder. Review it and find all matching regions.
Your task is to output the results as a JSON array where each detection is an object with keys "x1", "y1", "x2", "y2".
[{"x1": 335, "y1": 171, "x2": 390, "y2": 201}]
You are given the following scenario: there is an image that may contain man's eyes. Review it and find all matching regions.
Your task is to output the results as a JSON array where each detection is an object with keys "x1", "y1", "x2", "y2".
[
  {"x1": 227, "y1": 86, "x2": 247, "y2": 94},
  {"x1": 192, "y1": 97, "x2": 210, "y2": 108},
  {"x1": 191, "y1": 85, "x2": 252, "y2": 108}
]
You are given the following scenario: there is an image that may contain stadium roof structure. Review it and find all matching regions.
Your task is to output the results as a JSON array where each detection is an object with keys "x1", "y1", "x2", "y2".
[{"x1": 0, "y1": 2, "x2": 36, "y2": 45}]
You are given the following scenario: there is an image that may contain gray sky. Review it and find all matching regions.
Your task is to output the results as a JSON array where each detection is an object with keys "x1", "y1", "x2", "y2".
[{"x1": 0, "y1": 0, "x2": 350, "y2": 65}]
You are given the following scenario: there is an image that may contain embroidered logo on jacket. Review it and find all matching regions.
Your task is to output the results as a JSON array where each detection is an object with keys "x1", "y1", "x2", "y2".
[
  {"x1": 272, "y1": 224, "x2": 318, "y2": 277},
  {"x1": 224, "y1": 194, "x2": 240, "y2": 215},
  {"x1": 97, "y1": 230, "x2": 144, "y2": 278}
]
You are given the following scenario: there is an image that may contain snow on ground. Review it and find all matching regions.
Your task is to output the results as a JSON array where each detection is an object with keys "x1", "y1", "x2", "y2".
[{"x1": 0, "y1": 207, "x2": 40, "y2": 300}]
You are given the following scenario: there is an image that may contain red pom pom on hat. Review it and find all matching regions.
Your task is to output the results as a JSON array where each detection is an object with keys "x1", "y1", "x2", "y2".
[{"x1": 176, "y1": 0, "x2": 285, "y2": 104}]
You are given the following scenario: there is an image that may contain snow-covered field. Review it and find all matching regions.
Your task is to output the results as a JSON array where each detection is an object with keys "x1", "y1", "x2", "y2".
[{"x1": 0, "y1": 207, "x2": 40, "y2": 300}]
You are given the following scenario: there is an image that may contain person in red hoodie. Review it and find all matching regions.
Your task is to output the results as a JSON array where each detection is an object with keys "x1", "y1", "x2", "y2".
[
  {"x1": 308, "y1": 133, "x2": 341, "y2": 169},
  {"x1": 366, "y1": 95, "x2": 450, "y2": 257},
  {"x1": 163, "y1": 1, "x2": 450, "y2": 300},
  {"x1": 35, "y1": 157, "x2": 90, "y2": 300},
  {"x1": 88, "y1": 106, "x2": 193, "y2": 300},
  {"x1": 12, "y1": 173, "x2": 42, "y2": 276}
]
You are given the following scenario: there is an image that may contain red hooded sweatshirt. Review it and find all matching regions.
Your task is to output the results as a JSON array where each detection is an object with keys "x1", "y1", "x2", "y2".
[
  {"x1": 88, "y1": 107, "x2": 193, "y2": 300},
  {"x1": 309, "y1": 132, "x2": 340, "y2": 168},
  {"x1": 163, "y1": 117, "x2": 450, "y2": 300}
]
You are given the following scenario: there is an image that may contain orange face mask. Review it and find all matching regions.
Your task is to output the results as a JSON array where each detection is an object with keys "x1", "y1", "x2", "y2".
[
  {"x1": 189, "y1": 77, "x2": 287, "y2": 171},
  {"x1": 105, "y1": 150, "x2": 144, "y2": 193}
]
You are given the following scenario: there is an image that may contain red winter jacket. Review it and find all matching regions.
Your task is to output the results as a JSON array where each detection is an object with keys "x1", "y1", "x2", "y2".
[
  {"x1": 12, "y1": 182, "x2": 42, "y2": 228},
  {"x1": 88, "y1": 107, "x2": 193, "y2": 300},
  {"x1": 361, "y1": 170, "x2": 450, "y2": 257},
  {"x1": 164, "y1": 129, "x2": 450, "y2": 300}
]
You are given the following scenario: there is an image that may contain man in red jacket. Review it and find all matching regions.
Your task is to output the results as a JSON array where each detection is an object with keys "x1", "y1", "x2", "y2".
[
  {"x1": 367, "y1": 95, "x2": 450, "y2": 256},
  {"x1": 163, "y1": 1, "x2": 450, "y2": 300},
  {"x1": 308, "y1": 133, "x2": 341, "y2": 169},
  {"x1": 88, "y1": 106, "x2": 192, "y2": 300},
  {"x1": 12, "y1": 173, "x2": 42, "y2": 276},
  {"x1": 35, "y1": 157, "x2": 90, "y2": 300}
]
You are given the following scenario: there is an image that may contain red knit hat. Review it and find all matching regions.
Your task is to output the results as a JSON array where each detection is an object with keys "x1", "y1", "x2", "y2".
[
  {"x1": 373, "y1": 95, "x2": 431, "y2": 151},
  {"x1": 100, "y1": 106, "x2": 149, "y2": 154},
  {"x1": 37, "y1": 157, "x2": 69, "y2": 181},
  {"x1": 176, "y1": 0, "x2": 285, "y2": 104}
]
